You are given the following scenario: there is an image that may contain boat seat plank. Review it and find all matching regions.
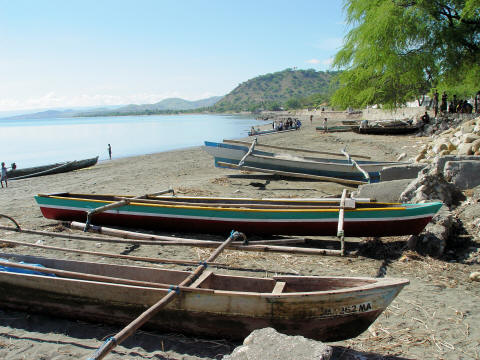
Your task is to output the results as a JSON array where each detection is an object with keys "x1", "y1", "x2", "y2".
[
  {"x1": 272, "y1": 281, "x2": 286, "y2": 294},
  {"x1": 190, "y1": 271, "x2": 213, "y2": 288}
]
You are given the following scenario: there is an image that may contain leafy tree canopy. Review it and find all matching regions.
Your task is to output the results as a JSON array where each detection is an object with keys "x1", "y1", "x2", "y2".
[{"x1": 332, "y1": 0, "x2": 480, "y2": 109}]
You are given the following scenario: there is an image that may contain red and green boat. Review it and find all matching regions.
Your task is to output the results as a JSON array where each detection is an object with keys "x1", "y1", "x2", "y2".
[{"x1": 35, "y1": 193, "x2": 442, "y2": 237}]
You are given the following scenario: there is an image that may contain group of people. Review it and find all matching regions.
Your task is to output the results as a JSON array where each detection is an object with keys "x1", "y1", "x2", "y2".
[
  {"x1": 432, "y1": 90, "x2": 477, "y2": 117},
  {"x1": 272, "y1": 118, "x2": 301, "y2": 131}
]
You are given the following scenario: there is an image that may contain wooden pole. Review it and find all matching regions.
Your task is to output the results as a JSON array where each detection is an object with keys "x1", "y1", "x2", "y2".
[
  {"x1": 238, "y1": 138, "x2": 257, "y2": 166},
  {"x1": 0, "y1": 238, "x2": 225, "y2": 266},
  {"x1": 87, "y1": 231, "x2": 244, "y2": 360},
  {"x1": 337, "y1": 189, "x2": 347, "y2": 256},
  {"x1": 0, "y1": 259, "x2": 213, "y2": 293},
  {"x1": 0, "y1": 223, "x2": 345, "y2": 256},
  {"x1": 84, "y1": 199, "x2": 130, "y2": 231},
  {"x1": 223, "y1": 139, "x2": 371, "y2": 159},
  {"x1": 216, "y1": 161, "x2": 366, "y2": 185},
  {"x1": 84, "y1": 188, "x2": 174, "y2": 230},
  {"x1": 69, "y1": 222, "x2": 305, "y2": 245}
]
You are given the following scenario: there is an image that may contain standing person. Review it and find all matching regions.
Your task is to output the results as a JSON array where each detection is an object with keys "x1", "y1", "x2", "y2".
[
  {"x1": 323, "y1": 117, "x2": 328, "y2": 133},
  {"x1": 440, "y1": 91, "x2": 448, "y2": 113},
  {"x1": 108, "y1": 144, "x2": 112, "y2": 160},
  {"x1": 1, "y1": 162, "x2": 7, "y2": 188},
  {"x1": 433, "y1": 90, "x2": 439, "y2": 117},
  {"x1": 310, "y1": 114, "x2": 313, "y2": 125}
]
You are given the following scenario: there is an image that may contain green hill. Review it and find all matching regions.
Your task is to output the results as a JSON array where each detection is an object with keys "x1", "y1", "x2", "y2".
[{"x1": 213, "y1": 68, "x2": 339, "y2": 112}]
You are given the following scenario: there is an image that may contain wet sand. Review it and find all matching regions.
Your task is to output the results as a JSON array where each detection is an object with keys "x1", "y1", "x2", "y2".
[{"x1": 0, "y1": 118, "x2": 479, "y2": 359}]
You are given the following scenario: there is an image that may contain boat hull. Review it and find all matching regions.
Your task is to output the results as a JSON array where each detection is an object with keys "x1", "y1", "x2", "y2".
[
  {"x1": 352, "y1": 126, "x2": 420, "y2": 135},
  {"x1": 35, "y1": 194, "x2": 442, "y2": 237},
  {"x1": 8, "y1": 156, "x2": 99, "y2": 180},
  {"x1": 0, "y1": 253, "x2": 408, "y2": 341}
]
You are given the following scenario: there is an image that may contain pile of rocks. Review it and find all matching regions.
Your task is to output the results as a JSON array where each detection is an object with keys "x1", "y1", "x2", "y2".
[{"x1": 416, "y1": 116, "x2": 480, "y2": 162}]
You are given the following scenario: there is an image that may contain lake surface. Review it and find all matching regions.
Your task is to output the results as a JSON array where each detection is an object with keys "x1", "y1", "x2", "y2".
[{"x1": 0, "y1": 114, "x2": 263, "y2": 168}]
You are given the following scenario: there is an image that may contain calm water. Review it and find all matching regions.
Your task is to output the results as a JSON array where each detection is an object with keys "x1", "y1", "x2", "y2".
[{"x1": 0, "y1": 114, "x2": 263, "y2": 168}]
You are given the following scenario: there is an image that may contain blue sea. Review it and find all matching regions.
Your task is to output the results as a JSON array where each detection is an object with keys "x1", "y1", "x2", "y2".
[{"x1": 0, "y1": 114, "x2": 263, "y2": 168}]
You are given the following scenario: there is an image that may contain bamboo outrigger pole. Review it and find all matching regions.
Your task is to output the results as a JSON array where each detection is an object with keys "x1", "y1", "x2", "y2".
[
  {"x1": 87, "y1": 230, "x2": 245, "y2": 360},
  {"x1": 223, "y1": 139, "x2": 372, "y2": 159},
  {"x1": 83, "y1": 188, "x2": 174, "y2": 231},
  {"x1": 341, "y1": 148, "x2": 370, "y2": 182},
  {"x1": 337, "y1": 189, "x2": 347, "y2": 256}
]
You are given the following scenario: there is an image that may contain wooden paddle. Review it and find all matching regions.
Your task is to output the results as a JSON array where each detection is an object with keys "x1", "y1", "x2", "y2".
[{"x1": 87, "y1": 230, "x2": 245, "y2": 360}]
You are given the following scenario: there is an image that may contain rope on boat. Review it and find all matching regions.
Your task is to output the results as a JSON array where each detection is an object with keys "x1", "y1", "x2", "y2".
[{"x1": 0, "y1": 214, "x2": 21, "y2": 230}]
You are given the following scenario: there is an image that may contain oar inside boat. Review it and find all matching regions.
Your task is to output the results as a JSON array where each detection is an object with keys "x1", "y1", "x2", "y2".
[{"x1": 88, "y1": 230, "x2": 246, "y2": 360}]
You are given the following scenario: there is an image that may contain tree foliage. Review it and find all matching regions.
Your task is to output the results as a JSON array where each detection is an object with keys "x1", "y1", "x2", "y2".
[{"x1": 332, "y1": 0, "x2": 480, "y2": 109}]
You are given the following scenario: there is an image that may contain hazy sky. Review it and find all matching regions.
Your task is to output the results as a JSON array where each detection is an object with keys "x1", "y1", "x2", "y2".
[{"x1": 0, "y1": 0, "x2": 346, "y2": 111}]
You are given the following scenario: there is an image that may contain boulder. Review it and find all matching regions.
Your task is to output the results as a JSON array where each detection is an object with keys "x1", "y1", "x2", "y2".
[
  {"x1": 407, "y1": 205, "x2": 459, "y2": 257},
  {"x1": 444, "y1": 160, "x2": 480, "y2": 189},
  {"x1": 433, "y1": 155, "x2": 480, "y2": 174},
  {"x1": 355, "y1": 179, "x2": 413, "y2": 202},
  {"x1": 399, "y1": 164, "x2": 465, "y2": 207},
  {"x1": 457, "y1": 142, "x2": 473, "y2": 155},
  {"x1": 223, "y1": 328, "x2": 333, "y2": 360},
  {"x1": 471, "y1": 139, "x2": 480, "y2": 152},
  {"x1": 463, "y1": 133, "x2": 480, "y2": 143},
  {"x1": 380, "y1": 164, "x2": 427, "y2": 181}
]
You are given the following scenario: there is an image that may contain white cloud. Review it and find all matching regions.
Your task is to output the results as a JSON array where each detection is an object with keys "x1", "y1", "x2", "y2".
[
  {"x1": 0, "y1": 91, "x2": 221, "y2": 112},
  {"x1": 306, "y1": 59, "x2": 321, "y2": 64}
]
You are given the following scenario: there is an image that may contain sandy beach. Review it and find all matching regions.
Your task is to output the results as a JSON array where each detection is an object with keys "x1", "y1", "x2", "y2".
[{"x1": 0, "y1": 117, "x2": 479, "y2": 359}]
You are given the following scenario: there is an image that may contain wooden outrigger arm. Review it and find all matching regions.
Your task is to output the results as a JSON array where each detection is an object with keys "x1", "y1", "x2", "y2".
[{"x1": 84, "y1": 188, "x2": 174, "y2": 231}]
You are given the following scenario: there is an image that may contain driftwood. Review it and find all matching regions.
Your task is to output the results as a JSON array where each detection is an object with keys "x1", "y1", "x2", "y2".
[
  {"x1": 223, "y1": 139, "x2": 371, "y2": 159},
  {"x1": 88, "y1": 231, "x2": 244, "y2": 360}
]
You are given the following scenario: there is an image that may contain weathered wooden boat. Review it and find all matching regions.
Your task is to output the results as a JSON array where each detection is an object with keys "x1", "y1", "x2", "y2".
[
  {"x1": 8, "y1": 156, "x2": 99, "y2": 180},
  {"x1": 35, "y1": 192, "x2": 442, "y2": 237},
  {"x1": 342, "y1": 120, "x2": 361, "y2": 125},
  {"x1": 203, "y1": 141, "x2": 406, "y2": 183},
  {"x1": 0, "y1": 252, "x2": 409, "y2": 341},
  {"x1": 315, "y1": 125, "x2": 354, "y2": 132},
  {"x1": 352, "y1": 125, "x2": 420, "y2": 135}
]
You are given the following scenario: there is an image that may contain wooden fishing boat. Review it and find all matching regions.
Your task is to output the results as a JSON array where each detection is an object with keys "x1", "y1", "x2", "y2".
[
  {"x1": 352, "y1": 125, "x2": 420, "y2": 135},
  {"x1": 315, "y1": 125, "x2": 354, "y2": 132},
  {"x1": 248, "y1": 124, "x2": 301, "y2": 136},
  {"x1": 35, "y1": 192, "x2": 442, "y2": 237},
  {"x1": 8, "y1": 156, "x2": 99, "y2": 180},
  {"x1": 0, "y1": 252, "x2": 409, "y2": 341},
  {"x1": 203, "y1": 141, "x2": 405, "y2": 183}
]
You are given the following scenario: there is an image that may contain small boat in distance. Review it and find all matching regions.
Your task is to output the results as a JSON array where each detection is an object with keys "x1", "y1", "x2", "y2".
[
  {"x1": 35, "y1": 192, "x2": 442, "y2": 237},
  {"x1": 8, "y1": 156, "x2": 99, "y2": 180},
  {"x1": 248, "y1": 120, "x2": 301, "y2": 136},
  {"x1": 0, "y1": 252, "x2": 409, "y2": 341}
]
